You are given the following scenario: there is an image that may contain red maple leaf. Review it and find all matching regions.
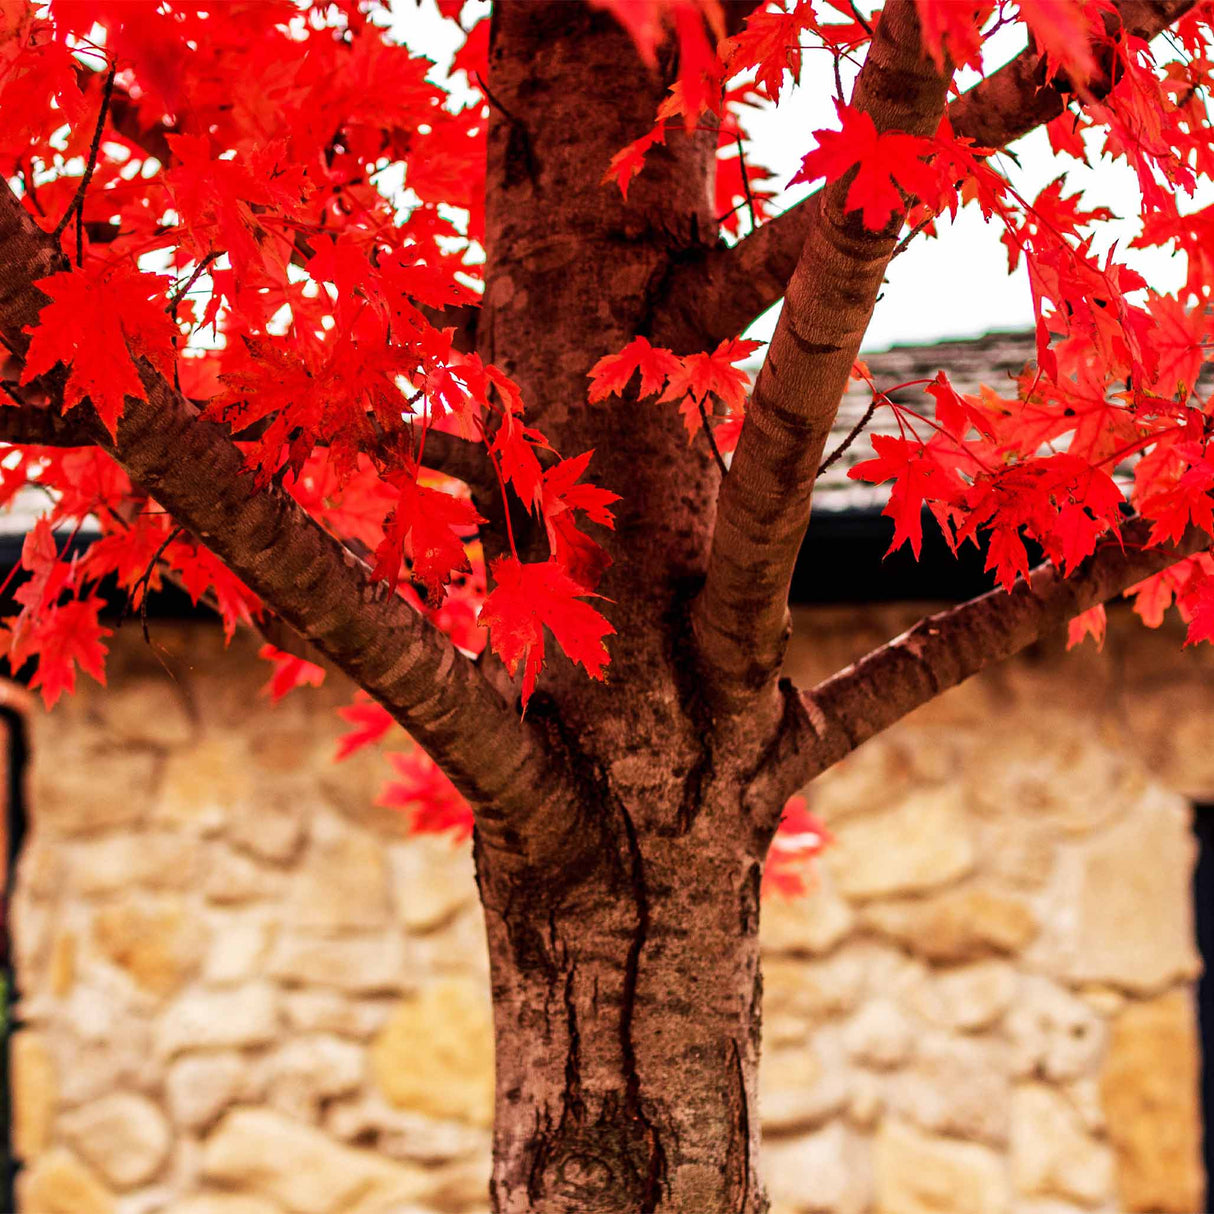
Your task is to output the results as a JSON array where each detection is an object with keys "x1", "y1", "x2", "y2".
[
  {"x1": 335, "y1": 695, "x2": 397, "y2": 761},
  {"x1": 762, "y1": 796, "x2": 831, "y2": 898},
  {"x1": 258, "y1": 644, "x2": 326, "y2": 702},
  {"x1": 479, "y1": 556, "x2": 615, "y2": 708},
  {"x1": 793, "y1": 102, "x2": 939, "y2": 231},
  {"x1": 848, "y1": 434, "x2": 961, "y2": 558},
  {"x1": 373, "y1": 477, "x2": 484, "y2": 602},
  {"x1": 377, "y1": 748, "x2": 474, "y2": 840},
  {"x1": 21, "y1": 263, "x2": 178, "y2": 437},
  {"x1": 26, "y1": 597, "x2": 111, "y2": 709},
  {"x1": 1066, "y1": 604, "x2": 1107, "y2": 650},
  {"x1": 588, "y1": 336, "x2": 683, "y2": 402}
]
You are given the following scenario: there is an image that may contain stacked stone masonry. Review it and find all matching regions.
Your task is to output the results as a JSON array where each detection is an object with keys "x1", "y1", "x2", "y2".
[{"x1": 8, "y1": 608, "x2": 1209, "y2": 1214}]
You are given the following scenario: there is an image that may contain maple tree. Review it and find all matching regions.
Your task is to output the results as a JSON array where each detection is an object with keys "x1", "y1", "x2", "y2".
[{"x1": 1, "y1": 0, "x2": 1214, "y2": 1208}]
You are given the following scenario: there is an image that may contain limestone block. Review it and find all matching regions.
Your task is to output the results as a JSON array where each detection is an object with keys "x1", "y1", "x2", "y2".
[
  {"x1": 11, "y1": 1029, "x2": 56, "y2": 1158},
  {"x1": 763, "y1": 952, "x2": 867, "y2": 1044},
  {"x1": 204, "y1": 846, "x2": 286, "y2": 905},
  {"x1": 387, "y1": 836, "x2": 476, "y2": 933},
  {"x1": 874, "y1": 1119, "x2": 1009, "y2": 1214},
  {"x1": 282, "y1": 989, "x2": 394, "y2": 1039},
  {"x1": 249, "y1": 726, "x2": 324, "y2": 775},
  {"x1": 910, "y1": 961, "x2": 1017, "y2": 1033},
  {"x1": 370, "y1": 978, "x2": 494, "y2": 1126},
  {"x1": 842, "y1": 999, "x2": 913, "y2": 1069},
  {"x1": 268, "y1": 931, "x2": 407, "y2": 994},
  {"x1": 1100, "y1": 991, "x2": 1204, "y2": 1213},
  {"x1": 20, "y1": 835, "x2": 66, "y2": 898},
  {"x1": 887, "y1": 1033, "x2": 1012, "y2": 1146},
  {"x1": 809, "y1": 740, "x2": 913, "y2": 826},
  {"x1": 157, "y1": 982, "x2": 280, "y2": 1058},
  {"x1": 1064, "y1": 1076, "x2": 1105, "y2": 1134},
  {"x1": 34, "y1": 742, "x2": 158, "y2": 836},
  {"x1": 156, "y1": 737, "x2": 252, "y2": 833},
  {"x1": 202, "y1": 915, "x2": 274, "y2": 986},
  {"x1": 760, "y1": 1035, "x2": 851, "y2": 1133},
  {"x1": 418, "y1": 1155, "x2": 493, "y2": 1213},
  {"x1": 326, "y1": 1095, "x2": 490, "y2": 1162},
  {"x1": 764, "y1": 1122, "x2": 872, "y2": 1214},
  {"x1": 847, "y1": 1071, "x2": 884, "y2": 1129},
  {"x1": 826, "y1": 787, "x2": 975, "y2": 900},
  {"x1": 261, "y1": 1034, "x2": 365, "y2": 1121},
  {"x1": 981, "y1": 820, "x2": 1057, "y2": 889},
  {"x1": 17, "y1": 1147, "x2": 115, "y2": 1214},
  {"x1": 48, "y1": 928, "x2": 76, "y2": 996},
  {"x1": 201, "y1": 1107, "x2": 431, "y2": 1214},
  {"x1": 175, "y1": 1196, "x2": 285, "y2": 1214},
  {"x1": 1033, "y1": 789, "x2": 1200, "y2": 994},
  {"x1": 1005, "y1": 976, "x2": 1105, "y2": 1083},
  {"x1": 101, "y1": 679, "x2": 194, "y2": 747},
  {"x1": 1010, "y1": 1083, "x2": 1113, "y2": 1206},
  {"x1": 60, "y1": 1092, "x2": 172, "y2": 1189},
  {"x1": 72, "y1": 832, "x2": 198, "y2": 895},
  {"x1": 759, "y1": 867, "x2": 855, "y2": 957},
  {"x1": 288, "y1": 812, "x2": 391, "y2": 932},
  {"x1": 166, "y1": 1051, "x2": 247, "y2": 1130},
  {"x1": 227, "y1": 789, "x2": 306, "y2": 862},
  {"x1": 91, "y1": 896, "x2": 206, "y2": 998},
  {"x1": 968, "y1": 729, "x2": 1143, "y2": 836},
  {"x1": 53, "y1": 1034, "x2": 150, "y2": 1107}
]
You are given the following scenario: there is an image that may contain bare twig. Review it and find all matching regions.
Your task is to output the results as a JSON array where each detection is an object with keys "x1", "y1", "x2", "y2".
[
  {"x1": 54, "y1": 62, "x2": 117, "y2": 267},
  {"x1": 168, "y1": 252, "x2": 219, "y2": 318},
  {"x1": 734, "y1": 133, "x2": 757, "y2": 232},
  {"x1": 816, "y1": 397, "x2": 878, "y2": 479},
  {"x1": 698, "y1": 396, "x2": 729, "y2": 477}
]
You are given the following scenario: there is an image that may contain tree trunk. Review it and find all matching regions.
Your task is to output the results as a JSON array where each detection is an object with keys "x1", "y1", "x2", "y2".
[
  {"x1": 478, "y1": 5, "x2": 778, "y2": 1210},
  {"x1": 476, "y1": 789, "x2": 768, "y2": 1214}
]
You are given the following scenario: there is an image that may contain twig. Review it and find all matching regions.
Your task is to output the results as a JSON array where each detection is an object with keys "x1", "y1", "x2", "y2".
[
  {"x1": 475, "y1": 71, "x2": 538, "y2": 184},
  {"x1": 698, "y1": 396, "x2": 728, "y2": 477},
  {"x1": 846, "y1": 0, "x2": 874, "y2": 36},
  {"x1": 168, "y1": 251, "x2": 219, "y2": 319},
  {"x1": 734, "y1": 133, "x2": 757, "y2": 232},
  {"x1": 53, "y1": 61, "x2": 117, "y2": 267},
  {"x1": 889, "y1": 213, "x2": 937, "y2": 261},
  {"x1": 133, "y1": 526, "x2": 182, "y2": 644},
  {"x1": 817, "y1": 397, "x2": 878, "y2": 478}
]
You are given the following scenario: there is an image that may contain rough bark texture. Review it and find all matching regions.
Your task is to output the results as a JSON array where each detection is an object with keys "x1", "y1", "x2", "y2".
[{"x1": 0, "y1": 2, "x2": 1209, "y2": 1211}]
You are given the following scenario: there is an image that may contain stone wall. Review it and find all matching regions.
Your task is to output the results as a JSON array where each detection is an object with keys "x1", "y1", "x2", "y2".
[{"x1": 6, "y1": 607, "x2": 1209, "y2": 1214}]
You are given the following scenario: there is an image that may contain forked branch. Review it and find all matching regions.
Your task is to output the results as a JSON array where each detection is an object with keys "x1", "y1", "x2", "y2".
[
  {"x1": 655, "y1": 0, "x2": 1197, "y2": 353},
  {"x1": 691, "y1": 0, "x2": 951, "y2": 712},
  {"x1": 753, "y1": 518, "x2": 1213, "y2": 814},
  {"x1": 0, "y1": 184, "x2": 587, "y2": 875}
]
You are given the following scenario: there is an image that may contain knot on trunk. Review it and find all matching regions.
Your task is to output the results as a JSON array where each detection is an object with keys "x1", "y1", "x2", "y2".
[{"x1": 527, "y1": 1093, "x2": 664, "y2": 1213}]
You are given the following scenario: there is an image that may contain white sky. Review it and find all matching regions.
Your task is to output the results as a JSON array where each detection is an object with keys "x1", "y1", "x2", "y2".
[{"x1": 391, "y1": 1, "x2": 1211, "y2": 353}]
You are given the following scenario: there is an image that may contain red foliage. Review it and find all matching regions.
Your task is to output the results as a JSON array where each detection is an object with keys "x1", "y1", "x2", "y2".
[{"x1": 4, "y1": 0, "x2": 1214, "y2": 867}]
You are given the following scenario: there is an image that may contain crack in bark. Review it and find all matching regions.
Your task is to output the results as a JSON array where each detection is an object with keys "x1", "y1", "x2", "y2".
[
  {"x1": 727, "y1": 1037, "x2": 750, "y2": 1214},
  {"x1": 617, "y1": 799, "x2": 667, "y2": 1210}
]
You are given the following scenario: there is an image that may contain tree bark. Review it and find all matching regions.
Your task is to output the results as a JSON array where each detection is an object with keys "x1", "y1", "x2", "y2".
[
  {"x1": 476, "y1": 784, "x2": 769, "y2": 1214},
  {"x1": 474, "y1": 7, "x2": 778, "y2": 1207}
]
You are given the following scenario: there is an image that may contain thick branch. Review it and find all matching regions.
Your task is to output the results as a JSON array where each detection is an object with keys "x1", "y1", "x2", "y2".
[
  {"x1": 0, "y1": 396, "x2": 96, "y2": 446},
  {"x1": 691, "y1": 0, "x2": 951, "y2": 712},
  {"x1": 757, "y1": 518, "x2": 1213, "y2": 808},
  {"x1": 656, "y1": 0, "x2": 1196, "y2": 351},
  {"x1": 0, "y1": 185, "x2": 587, "y2": 874}
]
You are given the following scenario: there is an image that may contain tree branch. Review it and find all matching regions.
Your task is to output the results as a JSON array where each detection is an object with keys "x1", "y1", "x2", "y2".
[
  {"x1": 0, "y1": 185, "x2": 589, "y2": 875},
  {"x1": 0, "y1": 393, "x2": 97, "y2": 446},
  {"x1": 754, "y1": 518, "x2": 1212, "y2": 813},
  {"x1": 655, "y1": 0, "x2": 1197, "y2": 352},
  {"x1": 690, "y1": 0, "x2": 952, "y2": 714}
]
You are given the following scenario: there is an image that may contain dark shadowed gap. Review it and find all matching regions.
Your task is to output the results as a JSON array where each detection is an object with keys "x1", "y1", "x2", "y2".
[
  {"x1": 1192, "y1": 801, "x2": 1214, "y2": 1194},
  {"x1": 0, "y1": 702, "x2": 28, "y2": 1211}
]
